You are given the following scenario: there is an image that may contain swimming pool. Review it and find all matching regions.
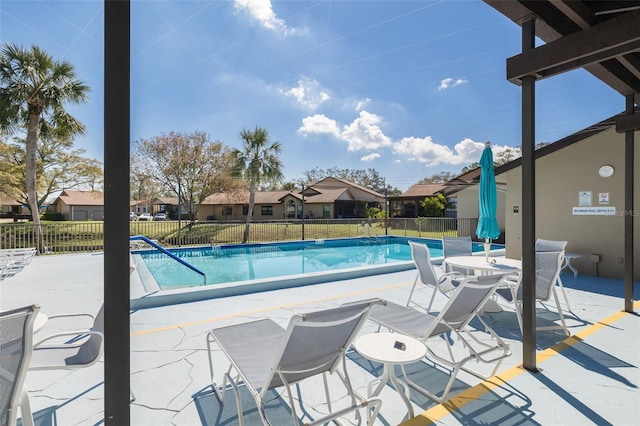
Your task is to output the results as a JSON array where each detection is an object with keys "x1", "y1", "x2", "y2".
[{"x1": 130, "y1": 236, "x2": 502, "y2": 309}]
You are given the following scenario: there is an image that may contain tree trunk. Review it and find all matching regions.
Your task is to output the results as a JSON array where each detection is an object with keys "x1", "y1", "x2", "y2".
[
  {"x1": 243, "y1": 179, "x2": 256, "y2": 243},
  {"x1": 26, "y1": 110, "x2": 44, "y2": 254}
]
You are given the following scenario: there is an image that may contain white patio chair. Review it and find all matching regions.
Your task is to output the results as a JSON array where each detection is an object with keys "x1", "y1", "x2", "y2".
[
  {"x1": 442, "y1": 236, "x2": 474, "y2": 275},
  {"x1": 206, "y1": 299, "x2": 383, "y2": 426},
  {"x1": 495, "y1": 251, "x2": 570, "y2": 336},
  {"x1": 535, "y1": 238, "x2": 572, "y2": 312},
  {"x1": 367, "y1": 274, "x2": 511, "y2": 403},
  {"x1": 406, "y1": 240, "x2": 466, "y2": 313},
  {"x1": 0, "y1": 304, "x2": 39, "y2": 426},
  {"x1": 28, "y1": 304, "x2": 104, "y2": 371}
]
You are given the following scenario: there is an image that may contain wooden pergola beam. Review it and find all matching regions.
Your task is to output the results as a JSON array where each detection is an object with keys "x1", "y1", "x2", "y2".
[{"x1": 507, "y1": 9, "x2": 640, "y2": 86}]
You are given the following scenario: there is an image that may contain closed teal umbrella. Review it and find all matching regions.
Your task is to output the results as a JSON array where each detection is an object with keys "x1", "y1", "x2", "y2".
[{"x1": 476, "y1": 142, "x2": 500, "y2": 250}]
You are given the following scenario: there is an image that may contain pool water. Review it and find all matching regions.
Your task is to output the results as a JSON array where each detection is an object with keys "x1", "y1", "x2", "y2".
[{"x1": 134, "y1": 236, "x2": 488, "y2": 291}]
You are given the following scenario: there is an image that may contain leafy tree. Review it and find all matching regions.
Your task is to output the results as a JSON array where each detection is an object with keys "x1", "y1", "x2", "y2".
[
  {"x1": 420, "y1": 193, "x2": 449, "y2": 217},
  {"x1": 0, "y1": 43, "x2": 89, "y2": 252},
  {"x1": 0, "y1": 136, "x2": 103, "y2": 208},
  {"x1": 418, "y1": 171, "x2": 457, "y2": 184},
  {"x1": 134, "y1": 131, "x2": 237, "y2": 219},
  {"x1": 231, "y1": 127, "x2": 284, "y2": 243},
  {"x1": 280, "y1": 181, "x2": 298, "y2": 191},
  {"x1": 130, "y1": 153, "x2": 163, "y2": 201},
  {"x1": 0, "y1": 135, "x2": 21, "y2": 200}
]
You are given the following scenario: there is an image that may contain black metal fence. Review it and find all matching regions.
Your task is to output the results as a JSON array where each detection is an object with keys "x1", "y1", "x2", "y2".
[{"x1": 0, "y1": 217, "x2": 479, "y2": 254}]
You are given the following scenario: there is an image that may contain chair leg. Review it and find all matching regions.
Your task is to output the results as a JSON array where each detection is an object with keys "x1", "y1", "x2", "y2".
[
  {"x1": 405, "y1": 273, "x2": 419, "y2": 307},
  {"x1": 426, "y1": 285, "x2": 438, "y2": 313},
  {"x1": 556, "y1": 276, "x2": 572, "y2": 312},
  {"x1": 20, "y1": 388, "x2": 34, "y2": 426},
  {"x1": 552, "y1": 288, "x2": 570, "y2": 336}
]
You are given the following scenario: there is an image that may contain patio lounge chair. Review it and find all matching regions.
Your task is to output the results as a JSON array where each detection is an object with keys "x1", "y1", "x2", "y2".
[
  {"x1": 535, "y1": 238, "x2": 572, "y2": 312},
  {"x1": 406, "y1": 240, "x2": 465, "y2": 313},
  {"x1": 495, "y1": 251, "x2": 570, "y2": 336},
  {"x1": 206, "y1": 299, "x2": 383, "y2": 426},
  {"x1": 442, "y1": 236, "x2": 474, "y2": 275},
  {"x1": 1, "y1": 304, "x2": 39, "y2": 426},
  {"x1": 368, "y1": 274, "x2": 511, "y2": 403},
  {"x1": 0, "y1": 248, "x2": 36, "y2": 281}
]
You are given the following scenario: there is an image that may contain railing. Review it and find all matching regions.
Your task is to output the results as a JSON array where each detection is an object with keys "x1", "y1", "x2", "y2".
[
  {"x1": 0, "y1": 217, "x2": 480, "y2": 254},
  {"x1": 130, "y1": 235, "x2": 206, "y2": 285}
]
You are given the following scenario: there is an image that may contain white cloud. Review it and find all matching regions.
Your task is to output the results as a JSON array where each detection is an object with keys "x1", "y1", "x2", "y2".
[
  {"x1": 341, "y1": 111, "x2": 393, "y2": 151},
  {"x1": 361, "y1": 153, "x2": 380, "y2": 162},
  {"x1": 233, "y1": 0, "x2": 303, "y2": 36},
  {"x1": 298, "y1": 109, "x2": 514, "y2": 168},
  {"x1": 281, "y1": 77, "x2": 330, "y2": 110},
  {"x1": 439, "y1": 77, "x2": 468, "y2": 90},
  {"x1": 393, "y1": 137, "x2": 484, "y2": 166},
  {"x1": 355, "y1": 98, "x2": 371, "y2": 111},
  {"x1": 297, "y1": 114, "x2": 341, "y2": 138},
  {"x1": 297, "y1": 110, "x2": 392, "y2": 152}
]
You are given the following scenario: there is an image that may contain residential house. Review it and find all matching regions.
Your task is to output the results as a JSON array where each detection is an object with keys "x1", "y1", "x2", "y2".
[
  {"x1": 152, "y1": 197, "x2": 179, "y2": 217},
  {"x1": 51, "y1": 190, "x2": 104, "y2": 221},
  {"x1": 198, "y1": 177, "x2": 385, "y2": 221},
  {"x1": 0, "y1": 198, "x2": 28, "y2": 219},
  {"x1": 452, "y1": 113, "x2": 639, "y2": 280},
  {"x1": 389, "y1": 183, "x2": 447, "y2": 217},
  {"x1": 130, "y1": 200, "x2": 152, "y2": 215}
]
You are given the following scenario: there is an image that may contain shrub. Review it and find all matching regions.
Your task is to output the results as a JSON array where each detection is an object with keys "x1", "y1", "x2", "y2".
[{"x1": 42, "y1": 212, "x2": 64, "y2": 221}]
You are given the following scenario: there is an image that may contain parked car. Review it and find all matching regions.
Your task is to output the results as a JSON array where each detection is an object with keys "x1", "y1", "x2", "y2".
[
  {"x1": 138, "y1": 212, "x2": 152, "y2": 221},
  {"x1": 129, "y1": 212, "x2": 137, "y2": 221},
  {"x1": 153, "y1": 212, "x2": 167, "y2": 221}
]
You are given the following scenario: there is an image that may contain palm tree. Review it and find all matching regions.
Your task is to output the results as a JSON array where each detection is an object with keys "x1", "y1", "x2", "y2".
[
  {"x1": 231, "y1": 127, "x2": 284, "y2": 243},
  {"x1": 0, "y1": 43, "x2": 89, "y2": 252}
]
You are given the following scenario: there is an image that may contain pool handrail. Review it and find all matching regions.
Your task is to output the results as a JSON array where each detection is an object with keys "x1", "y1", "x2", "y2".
[{"x1": 129, "y1": 235, "x2": 206, "y2": 285}]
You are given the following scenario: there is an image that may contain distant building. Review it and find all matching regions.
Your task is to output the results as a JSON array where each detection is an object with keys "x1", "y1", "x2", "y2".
[
  {"x1": 198, "y1": 177, "x2": 385, "y2": 221},
  {"x1": 51, "y1": 190, "x2": 104, "y2": 220}
]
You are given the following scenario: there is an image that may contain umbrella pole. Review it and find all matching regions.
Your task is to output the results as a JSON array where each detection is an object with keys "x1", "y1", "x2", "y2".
[{"x1": 484, "y1": 238, "x2": 491, "y2": 262}]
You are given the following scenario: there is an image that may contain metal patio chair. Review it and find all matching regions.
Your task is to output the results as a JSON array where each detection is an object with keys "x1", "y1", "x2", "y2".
[
  {"x1": 442, "y1": 236, "x2": 474, "y2": 275},
  {"x1": 0, "y1": 304, "x2": 39, "y2": 426},
  {"x1": 495, "y1": 251, "x2": 570, "y2": 336},
  {"x1": 206, "y1": 299, "x2": 383, "y2": 426},
  {"x1": 535, "y1": 238, "x2": 572, "y2": 312},
  {"x1": 367, "y1": 274, "x2": 512, "y2": 403},
  {"x1": 406, "y1": 240, "x2": 466, "y2": 313}
]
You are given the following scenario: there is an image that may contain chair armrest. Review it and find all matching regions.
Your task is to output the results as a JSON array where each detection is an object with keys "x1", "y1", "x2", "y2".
[{"x1": 33, "y1": 330, "x2": 103, "y2": 348}]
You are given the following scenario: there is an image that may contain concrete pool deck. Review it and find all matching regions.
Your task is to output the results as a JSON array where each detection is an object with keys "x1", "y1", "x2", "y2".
[{"x1": 1, "y1": 252, "x2": 638, "y2": 425}]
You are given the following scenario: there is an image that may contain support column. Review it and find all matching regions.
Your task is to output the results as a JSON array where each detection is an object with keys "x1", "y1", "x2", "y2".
[
  {"x1": 520, "y1": 18, "x2": 537, "y2": 371},
  {"x1": 624, "y1": 95, "x2": 635, "y2": 313},
  {"x1": 104, "y1": 1, "x2": 131, "y2": 424}
]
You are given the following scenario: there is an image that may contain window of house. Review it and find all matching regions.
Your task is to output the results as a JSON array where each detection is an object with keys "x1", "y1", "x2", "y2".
[
  {"x1": 261, "y1": 206, "x2": 273, "y2": 215},
  {"x1": 323, "y1": 205, "x2": 330, "y2": 218},
  {"x1": 222, "y1": 206, "x2": 232, "y2": 216},
  {"x1": 243, "y1": 205, "x2": 249, "y2": 215}
]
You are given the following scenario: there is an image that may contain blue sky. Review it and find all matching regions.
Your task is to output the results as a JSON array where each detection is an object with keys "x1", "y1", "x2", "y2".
[{"x1": 1, "y1": 0, "x2": 625, "y2": 190}]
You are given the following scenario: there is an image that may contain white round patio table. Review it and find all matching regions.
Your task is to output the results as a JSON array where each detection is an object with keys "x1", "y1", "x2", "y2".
[
  {"x1": 353, "y1": 332, "x2": 426, "y2": 419},
  {"x1": 443, "y1": 255, "x2": 521, "y2": 275},
  {"x1": 443, "y1": 256, "x2": 521, "y2": 312}
]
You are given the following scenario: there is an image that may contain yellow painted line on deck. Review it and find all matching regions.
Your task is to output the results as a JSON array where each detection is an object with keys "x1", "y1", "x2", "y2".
[
  {"x1": 130, "y1": 281, "x2": 413, "y2": 337},
  {"x1": 401, "y1": 299, "x2": 640, "y2": 426}
]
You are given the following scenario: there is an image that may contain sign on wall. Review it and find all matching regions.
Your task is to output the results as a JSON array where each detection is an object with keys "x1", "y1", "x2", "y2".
[{"x1": 572, "y1": 206, "x2": 616, "y2": 215}]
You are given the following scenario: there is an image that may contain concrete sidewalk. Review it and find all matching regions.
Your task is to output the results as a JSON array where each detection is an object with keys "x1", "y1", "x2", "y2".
[{"x1": 1, "y1": 253, "x2": 638, "y2": 425}]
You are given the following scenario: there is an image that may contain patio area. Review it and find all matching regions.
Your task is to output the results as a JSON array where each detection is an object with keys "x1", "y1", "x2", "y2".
[{"x1": 1, "y1": 252, "x2": 638, "y2": 425}]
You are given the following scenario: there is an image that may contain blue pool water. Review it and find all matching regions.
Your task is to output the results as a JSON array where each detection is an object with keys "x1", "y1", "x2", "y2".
[{"x1": 133, "y1": 236, "x2": 489, "y2": 291}]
